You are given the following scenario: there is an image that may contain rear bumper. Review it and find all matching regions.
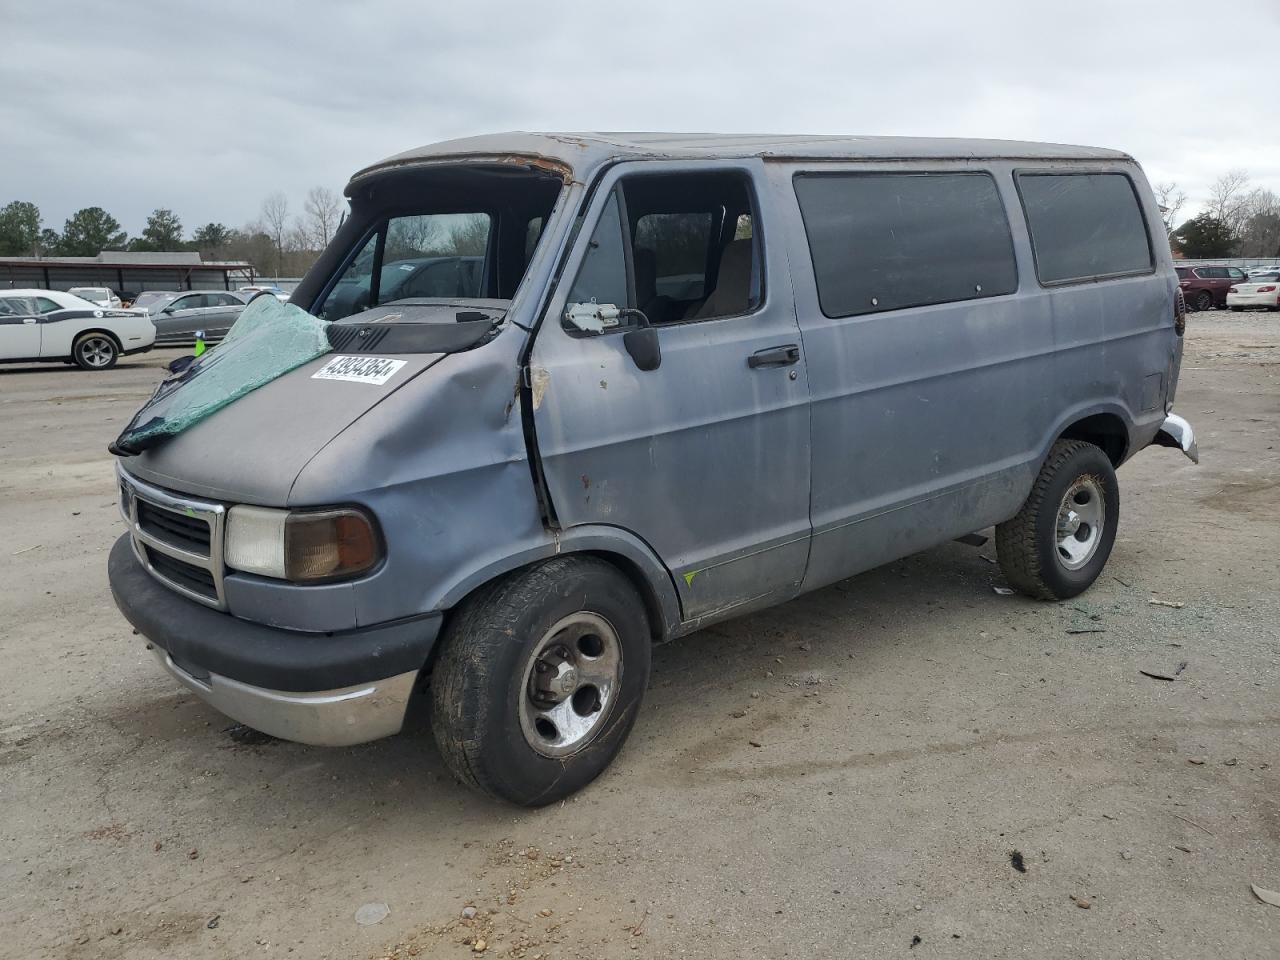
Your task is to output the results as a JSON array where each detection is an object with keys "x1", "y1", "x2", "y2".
[
  {"x1": 1225, "y1": 293, "x2": 1278, "y2": 308},
  {"x1": 1151, "y1": 413, "x2": 1199, "y2": 464},
  {"x1": 109, "y1": 534, "x2": 440, "y2": 745}
]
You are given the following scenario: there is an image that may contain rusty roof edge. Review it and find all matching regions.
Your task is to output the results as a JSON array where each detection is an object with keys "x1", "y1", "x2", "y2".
[
  {"x1": 347, "y1": 151, "x2": 580, "y2": 192},
  {"x1": 343, "y1": 132, "x2": 1135, "y2": 195}
]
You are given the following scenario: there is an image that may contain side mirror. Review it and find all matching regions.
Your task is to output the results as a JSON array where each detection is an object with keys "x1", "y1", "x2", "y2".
[
  {"x1": 623, "y1": 326, "x2": 661, "y2": 372},
  {"x1": 564, "y1": 301, "x2": 661, "y2": 371}
]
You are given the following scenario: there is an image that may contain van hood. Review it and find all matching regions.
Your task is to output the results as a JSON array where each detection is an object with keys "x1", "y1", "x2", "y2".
[
  {"x1": 122, "y1": 352, "x2": 448, "y2": 504},
  {"x1": 113, "y1": 297, "x2": 508, "y2": 504}
]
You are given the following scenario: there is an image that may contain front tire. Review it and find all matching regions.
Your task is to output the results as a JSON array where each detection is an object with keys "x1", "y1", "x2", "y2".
[
  {"x1": 72, "y1": 332, "x2": 119, "y2": 370},
  {"x1": 996, "y1": 440, "x2": 1119, "y2": 600},
  {"x1": 430, "y1": 557, "x2": 651, "y2": 806}
]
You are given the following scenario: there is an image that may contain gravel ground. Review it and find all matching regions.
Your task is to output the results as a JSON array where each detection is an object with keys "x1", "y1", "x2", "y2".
[{"x1": 1, "y1": 311, "x2": 1277, "y2": 960}]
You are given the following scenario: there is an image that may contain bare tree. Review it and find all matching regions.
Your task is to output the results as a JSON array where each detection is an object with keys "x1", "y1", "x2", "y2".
[
  {"x1": 260, "y1": 191, "x2": 291, "y2": 276},
  {"x1": 1154, "y1": 182, "x2": 1186, "y2": 235},
  {"x1": 1206, "y1": 170, "x2": 1252, "y2": 238},
  {"x1": 303, "y1": 186, "x2": 342, "y2": 249},
  {"x1": 1237, "y1": 188, "x2": 1280, "y2": 258}
]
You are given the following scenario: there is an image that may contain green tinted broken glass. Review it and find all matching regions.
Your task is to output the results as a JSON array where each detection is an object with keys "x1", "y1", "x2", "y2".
[{"x1": 111, "y1": 297, "x2": 332, "y2": 455}]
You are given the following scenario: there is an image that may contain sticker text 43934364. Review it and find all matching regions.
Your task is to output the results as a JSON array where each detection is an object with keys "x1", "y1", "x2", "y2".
[{"x1": 311, "y1": 355, "x2": 407, "y2": 385}]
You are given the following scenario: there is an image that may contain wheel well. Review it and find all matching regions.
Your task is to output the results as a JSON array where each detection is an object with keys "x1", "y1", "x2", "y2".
[
  {"x1": 74, "y1": 328, "x2": 123, "y2": 351},
  {"x1": 1058, "y1": 413, "x2": 1128, "y2": 467},
  {"x1": 424, "y1": 549, "x2": 670, "y2": 678},
  {"x1": 581, "y1": 550, "x2": 668, "y2": 644}
]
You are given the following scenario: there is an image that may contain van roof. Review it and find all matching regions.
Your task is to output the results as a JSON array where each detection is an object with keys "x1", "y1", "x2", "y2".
[{"x1": 352, "y1": 132, "x2": 1133, "y2": 184}]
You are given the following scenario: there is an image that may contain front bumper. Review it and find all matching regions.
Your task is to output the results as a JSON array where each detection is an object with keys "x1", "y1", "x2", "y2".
[
  {"x1": 109, "y1": 534, "x2": 440, "y2": 745},
  {"x1": 151, "y1": 646, "x2": 417, "y2": 746},
  {"x1": 1151, "y1": 412, "x2": 1199, "y2": 464}
]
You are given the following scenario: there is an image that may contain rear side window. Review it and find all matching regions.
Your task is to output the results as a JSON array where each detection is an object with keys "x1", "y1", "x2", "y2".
[
  {"x1": 1017, "y1": 173, "x2": 1152, "y2": 284},
  {"x1": 793, "y1": 172, "x2": 1017, "y2": 318}
]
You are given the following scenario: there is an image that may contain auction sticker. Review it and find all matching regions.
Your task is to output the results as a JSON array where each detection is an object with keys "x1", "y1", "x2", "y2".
[{"x1": 312, "y1": 355, "x2": 406, "y2": 385}]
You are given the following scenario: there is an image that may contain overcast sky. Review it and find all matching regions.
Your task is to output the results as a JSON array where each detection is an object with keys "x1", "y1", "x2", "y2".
[{"x1": 2, "y1": 0, "x2": 1277, "y2": 238}]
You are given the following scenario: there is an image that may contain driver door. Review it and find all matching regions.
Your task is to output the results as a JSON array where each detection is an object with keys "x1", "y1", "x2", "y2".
[{"x1": 529, "y1": 161, "x2": 812, "y2": 623}]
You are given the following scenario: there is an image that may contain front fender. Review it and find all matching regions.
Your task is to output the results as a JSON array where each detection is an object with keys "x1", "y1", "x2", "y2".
[{"x1": 433, "y1": 523, "x2": 684, "y2": 641}]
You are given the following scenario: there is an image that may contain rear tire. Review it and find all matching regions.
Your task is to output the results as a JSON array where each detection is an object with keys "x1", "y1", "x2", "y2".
[
  {"x1": 430, "y1": 556, "x2": 651, "y2": 806},
  {"x1": 1193, "y1": 291, "x2": 1214, "y2": 312},
  {"x1": 996, "y1": 440, "x2": 1119, "y2": 600},
  {"x1": 72, "y1": 332, "x2": 119, "y2": 370}
]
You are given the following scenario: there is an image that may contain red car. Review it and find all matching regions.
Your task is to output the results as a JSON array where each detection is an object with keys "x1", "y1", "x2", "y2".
[{"x1": 1175, "y1": 264, "x2": 1249, "y2": 312}]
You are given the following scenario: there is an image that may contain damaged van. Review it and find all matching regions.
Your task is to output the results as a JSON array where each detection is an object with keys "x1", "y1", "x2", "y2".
[{"x1": 108, "y1": 133, "x2": 1198, "y2": 805}]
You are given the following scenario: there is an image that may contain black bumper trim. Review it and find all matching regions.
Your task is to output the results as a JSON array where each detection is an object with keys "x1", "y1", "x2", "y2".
[{"x1": 109, "y1": 535, "x2": 440, "y2": 692}]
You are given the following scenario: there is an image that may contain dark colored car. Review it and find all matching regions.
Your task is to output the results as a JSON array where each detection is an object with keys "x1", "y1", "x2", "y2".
[
  {"x1": 1175, "y1": 264, "x2": 1249, "y2": 312},
  {"x1": 137, "y1": 290, "x2": 249, "y2": 344},
  {"x1": 320, "y1": 256, "x2": 484, "y2": 320}
]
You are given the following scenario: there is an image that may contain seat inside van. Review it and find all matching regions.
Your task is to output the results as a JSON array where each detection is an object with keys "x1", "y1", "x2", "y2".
[{"x1": 622, "y1": 172, "x2": 759, "y2": 324}]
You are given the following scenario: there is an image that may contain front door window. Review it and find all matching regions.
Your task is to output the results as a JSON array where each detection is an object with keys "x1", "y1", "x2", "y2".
[{"x1": 564, "y1": 171, "x2": 761, "y2": 330}]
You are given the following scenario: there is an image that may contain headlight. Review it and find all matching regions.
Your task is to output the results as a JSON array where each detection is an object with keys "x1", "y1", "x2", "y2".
[{"x1": 225, "y1": 505, "x2": 380, "y2": 582}]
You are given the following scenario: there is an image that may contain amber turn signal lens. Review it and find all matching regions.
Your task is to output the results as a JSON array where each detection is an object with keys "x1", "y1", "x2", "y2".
[{"x1": 284, "y1": 509, "x2": 380, "y2": 582}]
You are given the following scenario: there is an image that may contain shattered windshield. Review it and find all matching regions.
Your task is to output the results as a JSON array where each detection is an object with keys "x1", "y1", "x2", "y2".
[
  {"x1": 110, "y1": 296, "x2": 507, "y2": 455},
  {"x1": 110, "y1": 297, "x2": 332, "y2": 455}
]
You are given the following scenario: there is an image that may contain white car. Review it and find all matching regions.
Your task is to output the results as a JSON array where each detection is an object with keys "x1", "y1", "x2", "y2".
[
  {"x1": 67, "y1": 286, "x2": 123, "y2": 309},
  {"x1": 1226, "y1": 271, "x2": 1280, "y2": 312},
  {"x1": 238, "y1": 284, "x2": 290, "y2": 302},
  {"x1": 0, "y1": 289, "x2": 155, "y2": 370}
]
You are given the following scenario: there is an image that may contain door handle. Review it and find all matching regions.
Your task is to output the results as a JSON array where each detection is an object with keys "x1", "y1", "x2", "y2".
[
  {"x1": 23, "y1": 318, "x2": 37, "y2": 324},
  {"x1": 748, "y1": 344, "x2": 800, "y2": 368}
]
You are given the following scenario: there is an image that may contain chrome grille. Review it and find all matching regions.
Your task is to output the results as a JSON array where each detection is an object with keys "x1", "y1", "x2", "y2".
[{"x1": 117, "y1": 464, "x2": 228, "y2": 610}]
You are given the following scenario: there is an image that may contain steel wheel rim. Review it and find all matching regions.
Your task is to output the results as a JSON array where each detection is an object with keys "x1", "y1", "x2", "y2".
[
  {"x1": 79, "y1": 337, "x2": 114, "y2": 367},
  {"x1": 518, "y1": 611, "x2": 622, "y2": 758},
  {"x1": 1056, "y1": 475, "x2": 1105, "y2": 571}
]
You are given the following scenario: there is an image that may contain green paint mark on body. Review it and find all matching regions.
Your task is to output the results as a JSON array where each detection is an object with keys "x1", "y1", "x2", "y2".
[{"x1": 683, "y1": 570, "x2": 699, "y2": 587}]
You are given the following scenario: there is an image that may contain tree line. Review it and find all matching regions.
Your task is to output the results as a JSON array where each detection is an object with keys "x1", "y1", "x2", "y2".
[
  {"x1": 1156, "y1": 170, "x2": 1280, "y2": 260},
  {"x1": 6, "y1": 169, "x2": 1277, "y2": 273},
  {"x1": 0, "y1": 186, "x2": 345, "y2": 277}
]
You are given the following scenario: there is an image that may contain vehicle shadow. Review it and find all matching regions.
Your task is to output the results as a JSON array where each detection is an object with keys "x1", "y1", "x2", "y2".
[{"x1": 101, "y1": 538, "x2": 1011, "y2": 829}]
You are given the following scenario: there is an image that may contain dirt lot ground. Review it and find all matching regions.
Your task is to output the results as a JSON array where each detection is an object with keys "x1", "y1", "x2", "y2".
[{"x1": 2, "y1": 312, "x2": 1278, "y2": 960}]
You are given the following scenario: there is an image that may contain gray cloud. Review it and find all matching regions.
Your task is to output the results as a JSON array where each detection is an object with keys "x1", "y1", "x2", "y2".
[{"x1": 3, "y1": 0, "x2": 1277, "y2": 236}]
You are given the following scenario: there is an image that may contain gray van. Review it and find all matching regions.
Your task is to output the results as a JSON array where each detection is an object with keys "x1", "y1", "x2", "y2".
[{"x1": 108, "y1": 133, "x2": 1198, "y2": 805}]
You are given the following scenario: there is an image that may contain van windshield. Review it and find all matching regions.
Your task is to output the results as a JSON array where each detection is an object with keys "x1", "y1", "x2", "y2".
[
  {"x1": 320, "y1": 213, "x2": 491, "y2": 320},
  {"x1": 316, "y1": 165, "x2": 562, "y2": 322}
]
